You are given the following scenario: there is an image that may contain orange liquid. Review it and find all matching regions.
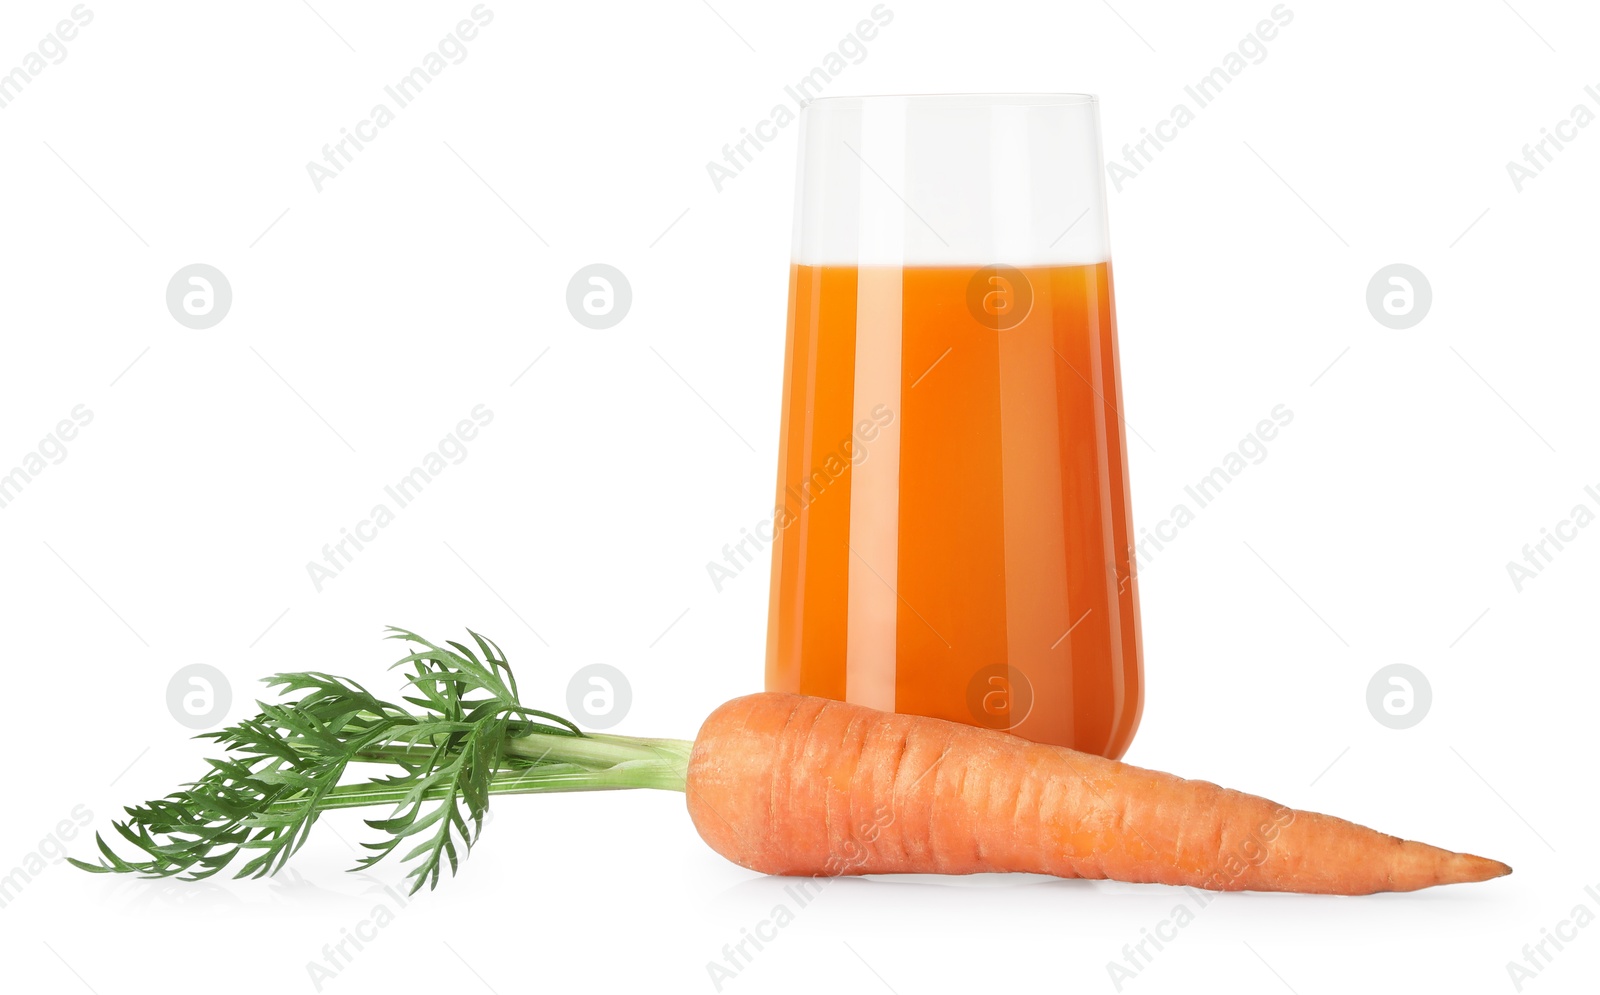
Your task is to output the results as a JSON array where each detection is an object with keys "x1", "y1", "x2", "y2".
[{"x1": 765, "y1": 262, "x2": 1143, "y2": 759}]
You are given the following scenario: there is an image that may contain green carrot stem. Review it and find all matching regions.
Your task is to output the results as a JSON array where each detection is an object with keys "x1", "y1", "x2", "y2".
[
  {"x1": 503, "y1": 730, "x2": 693, "y2": 770},
  {"x1": 272, "y1": 757, "x2": 688, "y2": 816},
  {"x1": 271, "y1": 733, "x2": 693, "y2": 817}
]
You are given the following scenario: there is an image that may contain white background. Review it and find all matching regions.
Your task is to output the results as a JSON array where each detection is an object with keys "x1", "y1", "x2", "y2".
[{"x1": 1, "y1": 1, "x2": 1596, "y2": 993}]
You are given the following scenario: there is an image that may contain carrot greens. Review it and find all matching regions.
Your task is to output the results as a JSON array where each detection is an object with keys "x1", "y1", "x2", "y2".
[{"x1": 71, "y1": 627, "x2": 690, "y2": 894}]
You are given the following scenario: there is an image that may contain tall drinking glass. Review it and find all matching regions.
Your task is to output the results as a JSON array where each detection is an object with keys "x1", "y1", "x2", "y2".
[{"x1": 766, "y1": 94, "x2": 1142, "y2": 758}]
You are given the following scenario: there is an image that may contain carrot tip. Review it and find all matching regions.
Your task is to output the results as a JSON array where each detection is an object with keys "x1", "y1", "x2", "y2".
[{"x1": 1452, "y1": 853, "x2": 1512, "y2": 884}]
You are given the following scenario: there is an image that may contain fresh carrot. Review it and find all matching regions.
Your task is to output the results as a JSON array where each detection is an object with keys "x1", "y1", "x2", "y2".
[
  {"x1": 74, "y1": 629, "x2": 1508, "y2": 896},
  {"x1": 686, "y1": 693, "x2": 1510, "y2": 894}
]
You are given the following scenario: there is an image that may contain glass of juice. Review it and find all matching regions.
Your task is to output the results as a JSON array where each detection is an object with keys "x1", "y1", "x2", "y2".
[{"x1": 766, "y1": 93, "x2": 1143, "y2": 759}]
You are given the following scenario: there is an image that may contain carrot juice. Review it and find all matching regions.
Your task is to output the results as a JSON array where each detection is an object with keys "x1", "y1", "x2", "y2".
[{"x1": 765, "y1": 261, "x2": 1143, "y2": 759}]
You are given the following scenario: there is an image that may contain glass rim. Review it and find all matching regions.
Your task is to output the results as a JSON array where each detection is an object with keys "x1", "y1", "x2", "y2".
[{"x1": 804, "y1": 92, "x2": 1099, "y2": 109}]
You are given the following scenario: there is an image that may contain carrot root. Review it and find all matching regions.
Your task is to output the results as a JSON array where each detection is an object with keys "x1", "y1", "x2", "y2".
[{"x1": 686, "y1": 693, "x2": 1511, "y2": 896}]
